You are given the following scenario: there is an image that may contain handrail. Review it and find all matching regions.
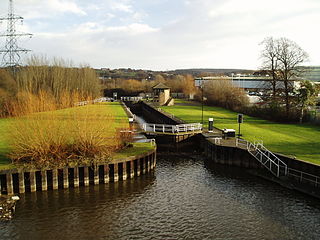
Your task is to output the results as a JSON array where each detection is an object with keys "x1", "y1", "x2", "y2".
[
  {"x1": 285, "y1": 167, "x2": 319, "y2": 186},
  {"x1": 236, "y1": 138, "x2": 319, "y2": 186},
  {"x1": 142, "y1": 123, "x2": 202, "y2": 133},
  {"x1": 236, "y1": 138, "x2": 287, "y2": 178}
]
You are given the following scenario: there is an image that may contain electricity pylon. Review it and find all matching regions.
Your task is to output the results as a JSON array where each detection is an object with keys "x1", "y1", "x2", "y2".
[{"x1": 0, "y1": 0, "x2": 32, "y2": 68}]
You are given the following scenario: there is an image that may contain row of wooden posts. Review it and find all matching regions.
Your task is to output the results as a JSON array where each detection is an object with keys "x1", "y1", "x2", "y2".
[{"x1": 0, "y1": 151, "x2": 156, "y2": 195}]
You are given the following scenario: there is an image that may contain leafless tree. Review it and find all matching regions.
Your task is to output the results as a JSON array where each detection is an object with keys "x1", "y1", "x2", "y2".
[
  {"x1": 260, "y1": 37, "x2": 309, "y2": 117},
  {"x1": 260, "y1": 37, "x2": 279, "y2": 100}
]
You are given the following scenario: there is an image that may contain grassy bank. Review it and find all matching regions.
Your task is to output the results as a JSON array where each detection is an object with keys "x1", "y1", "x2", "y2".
[
  {"x1": 0, "y1": 102, "x2": 154, "y2": 170},
  {"x1": 161, "y1": 100, "x2": 320, "y2": 165}
]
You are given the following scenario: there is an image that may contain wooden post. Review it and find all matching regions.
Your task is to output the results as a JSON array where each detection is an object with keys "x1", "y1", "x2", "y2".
[
  {"x1": 84, "y1": 166, "x2": 89, "y2": 186},
  {"x1": 41, "y1": 170, "x2": 47, "y2": 191},
  {"x1": 6, "y1": 173, "x2": 14, "y2": 195},
  {"x1": 114, "y1": 163, "x2": 119, "y2": 182},
  {"x1": 153, "y1": 152, "x2": 157, "y2": 169},
  {"x1": 142, "y1": 157, "x2": 146, "y2": 174},
  {"x1": 94, "y1": 165, "x2": 99, "y2": 185},
  {"x1": 130, "y1": 160, "x2": 134, "y2": 178},
  {"x1": 74, "y1": 167, "x2": 79, "y2": 187},
  {"x1": 122, "y1": 162, "x2": 127, "y2": 180},
  {"x1": 63, "y1": 168, "x2": 69, "y2": 189},
  {"x1": 19, "y1": 171, "x2": 25, "y2": 194},
  {"x1": 30, "y1": 171, "x2": 36, "y2": 192},
  {"x1": 104, "y1": 165, "x2": 109, "y2": 183},
  {"x1": 136, "y1": 159, "x2": 141, "y2": 176},
  {"x1": 147, "y1": 155, "x2": 151, "y2": 172},
  {"x1": 52, "y1": 169, "x2": 58, "y2": 190}
]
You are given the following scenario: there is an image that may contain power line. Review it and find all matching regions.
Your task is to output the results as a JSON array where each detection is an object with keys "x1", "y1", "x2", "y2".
[{"x1": 0, "y1": 0, "x2": 32, "y2": 68}]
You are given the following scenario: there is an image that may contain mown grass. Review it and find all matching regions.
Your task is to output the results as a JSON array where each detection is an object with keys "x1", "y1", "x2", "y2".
[
  {"x1": 112, "y1": 142, "x2": 155, "y2": 163},
  {"x1": 161, "y1": 100, "x2": 320, "y2": 165},
  {"x1": 0, "y1": 102, "x2": 152, "y2": 170}
]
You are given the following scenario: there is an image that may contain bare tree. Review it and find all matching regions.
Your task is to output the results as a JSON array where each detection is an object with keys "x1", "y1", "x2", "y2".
[
  {"x1": 260, "y1": 37, "x2": 309, "y2": 117},
  {"x1": 276, "y1": 38, "x2": 309, "y2": 116},
  {"x1": 260, "y1": 37, "x2": 279, "y2": 100}
]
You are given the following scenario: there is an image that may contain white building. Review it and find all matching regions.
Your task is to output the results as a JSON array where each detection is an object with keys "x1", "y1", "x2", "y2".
[{"x1": 195, "y1": 75, "x2": 300, "y2": 91}]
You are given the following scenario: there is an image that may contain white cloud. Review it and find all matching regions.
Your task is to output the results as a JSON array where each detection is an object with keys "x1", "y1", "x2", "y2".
[
  {"x1": 110, "y1": 2, "x2": 133, "y2": 13},
  {"x1": 3, "y1": 0, "x2": 320, "y2": 70},
  {"x1": 47, "y1": 0, "x2": 86, "y2": 15}
]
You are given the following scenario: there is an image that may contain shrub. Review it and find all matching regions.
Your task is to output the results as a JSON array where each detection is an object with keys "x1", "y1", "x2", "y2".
[{"x1": 204, "y1": 79, "x2": 249, "y2": 111}]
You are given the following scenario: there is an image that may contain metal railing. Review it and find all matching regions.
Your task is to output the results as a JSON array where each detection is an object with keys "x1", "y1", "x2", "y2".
[
  {"x1": 236, "y1": 138, "x2": 287, "y2": 178},
  {"x1": 286, "y1": 167, "x2": 319, "y2": 187},
  {"x1": 121, "y1": 96, "x2": 143, "y2": 102},
  {"x1": 142, "y1": 123, "x2": 202, "y2": 134},
  {"x1": 237, "y1": 138, "x2": 320, "y2": 186}
]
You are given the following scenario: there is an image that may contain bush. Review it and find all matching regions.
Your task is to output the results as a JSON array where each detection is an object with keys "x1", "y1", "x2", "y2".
[{"x1": 203, "y1": 79, "x2": 249, "y2": 111}]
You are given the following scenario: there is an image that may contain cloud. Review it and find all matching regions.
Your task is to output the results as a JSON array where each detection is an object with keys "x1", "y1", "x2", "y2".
[
  {"x1": 4, "y1": 0, "x2": 320, "y2": 70},
  {"x1": 110, "y1": 2, "x2": 133, "y2": 13}
]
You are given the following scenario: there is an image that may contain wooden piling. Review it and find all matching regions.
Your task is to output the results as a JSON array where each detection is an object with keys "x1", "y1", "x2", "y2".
[
  {"x1": 147, "y1": 155, "x2": 151, "y2": 172},
  {"x1": 52, "y1": 169, "x2": 58, "y2": 190},
  {"x1": 74, "y1": 167, "x2": 79, "y2": 187},
  {"x1": 19, "y1": 171, "x2": 25, "y2": 194},
  {"x1": 122, "y1": 162, "x2": 127, "y2": 180},
  {"x1": 94, "y1": 165, "x2": 99, "y2": 185},
  {"x1": 6, "y1": 173, "x2": 14, "y2": 195},
  {"x1": 63, "y1": 168, "x2": 69, "y2": 189},
  {"x1": 130, "y1": 160, "x2": 135, "y2": 178},
  {"x1": 114, "y1": 163, "x2": 119, "y2": 182},
  {"x1": 41, "y1": 170, "x2": 47, "y2": 191},
  {"x1": 30, "y1": 171, "x2": 36, "y2": 192},
  {"x1": 84, "y1": 166, "x2": 89, "y2": 186},
  {"x1": 136, "y1": 159, "x2": 141, "y2": 176},
  {"x1": 142, "y1": 157, "x2": 146, "y2": 174},
  {"x1": 104, "y1": 165, "x2": 109, "y2": 183}
]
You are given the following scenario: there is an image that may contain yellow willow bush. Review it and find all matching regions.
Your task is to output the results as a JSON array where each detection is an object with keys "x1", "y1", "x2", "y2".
[{"x1": 8, "y1": 92, "x2": 130, "y2": 168}]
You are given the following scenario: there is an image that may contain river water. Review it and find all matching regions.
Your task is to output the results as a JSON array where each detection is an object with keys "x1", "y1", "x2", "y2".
[{"x1": 0, "y1": 154, "x2": 320, "y2": 240}]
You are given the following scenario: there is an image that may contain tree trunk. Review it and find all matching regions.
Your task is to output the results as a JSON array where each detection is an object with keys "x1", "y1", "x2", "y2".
[{"x1": 299, "y1": 107, "x2": 304, "y2": 124}]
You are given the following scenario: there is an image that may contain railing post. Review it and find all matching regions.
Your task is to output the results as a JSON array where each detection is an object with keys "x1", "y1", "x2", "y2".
[
  {"x1": 153, "y1": 124, "x2": 155, "y2": 132},
  {"x1": 163, "y1": 125, "x2": 165, "y2": 133}
]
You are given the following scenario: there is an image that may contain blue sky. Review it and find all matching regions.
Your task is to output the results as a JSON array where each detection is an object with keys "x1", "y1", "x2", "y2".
[{"x1": 0, "y1": 0, "x2": 319, "y2": 70}]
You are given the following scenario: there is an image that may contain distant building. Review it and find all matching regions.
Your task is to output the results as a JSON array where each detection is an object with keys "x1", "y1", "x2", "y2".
[
  {"x1": 152, "y1": 83, "x2": 174, "y2": 106},
  {"x1": 195, "y1": 75, "x2": 300, "y2": 91},
  {"x1": 301, "y1": 66, "x2": 320, "y2": 82}
]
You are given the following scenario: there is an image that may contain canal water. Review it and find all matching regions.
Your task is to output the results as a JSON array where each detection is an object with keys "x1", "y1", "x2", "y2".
[{"x1": 0, "y1": 154, "x2": 320, "y2": 240}]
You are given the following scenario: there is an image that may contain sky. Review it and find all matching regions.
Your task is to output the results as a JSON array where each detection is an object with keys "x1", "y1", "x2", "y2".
[{"x1": 0, "y1": 0, "x2": 319, "y2": 70}]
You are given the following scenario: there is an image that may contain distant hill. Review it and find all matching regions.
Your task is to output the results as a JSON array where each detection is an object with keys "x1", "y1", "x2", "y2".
[{"x1": 168, "y1": 68, "x2": 255, "y2": 76}]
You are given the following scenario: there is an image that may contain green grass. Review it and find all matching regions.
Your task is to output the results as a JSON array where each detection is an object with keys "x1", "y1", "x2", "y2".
[
  {"x1": 112, "y1": 142, "x2": 155, "y2": 162},
  {"x1": 0, "y1": 118, "x2": 13, "y2": 170},
  {"x1": 161, "y1": 100, "x2": 320, "y2": 165},
  {"x1": 0, "y1": 102, "x2": 150, "y2": 170}
]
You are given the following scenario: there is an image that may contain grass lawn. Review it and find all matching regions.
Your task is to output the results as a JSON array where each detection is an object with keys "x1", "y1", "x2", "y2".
[
  {"x1": 161, "y1": 100, "x2": 320, "y2": 165},
  {"x1": 0, "y1": 102, "x2": 153, "y2": 170}
]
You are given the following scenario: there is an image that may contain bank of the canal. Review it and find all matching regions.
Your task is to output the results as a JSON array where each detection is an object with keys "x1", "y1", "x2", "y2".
[
  {"x1": 0, "y1": 102, "x2": 157, "y2": 196},
  {"x1": 160, "y1": 99, "x2": 320, "y2": 165}
]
